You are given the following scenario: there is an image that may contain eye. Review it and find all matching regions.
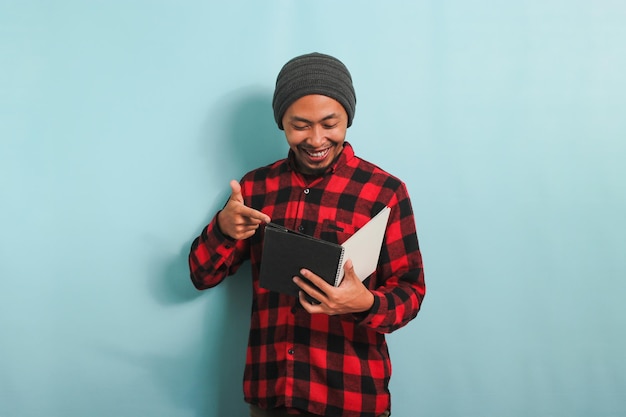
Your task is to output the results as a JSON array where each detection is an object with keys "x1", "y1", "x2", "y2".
[
  {"x1": 323, "y1": 123, "x2": 338, "y2": 129},
  {"x1": 292, "y1": 124, "x2": 309, "y2": 131}
]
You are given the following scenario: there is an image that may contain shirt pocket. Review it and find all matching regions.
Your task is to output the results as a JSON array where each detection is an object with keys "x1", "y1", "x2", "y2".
[{"x1": 319, "y1": 219, "x2": 358, "y2": 245}]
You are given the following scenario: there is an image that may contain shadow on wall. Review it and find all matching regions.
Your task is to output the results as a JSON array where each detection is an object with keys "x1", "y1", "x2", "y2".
[
  {"x1": 207, "y1": 86, "x2": 288, "y2": 182},
  {"x1": 149, "y1": 87, "x2": 286, "y2": 416}
]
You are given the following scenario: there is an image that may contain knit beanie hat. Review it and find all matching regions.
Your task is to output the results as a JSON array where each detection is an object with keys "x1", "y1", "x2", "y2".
[{"x1": 272, "y1": 52, "x2": 357, "y2": 130}]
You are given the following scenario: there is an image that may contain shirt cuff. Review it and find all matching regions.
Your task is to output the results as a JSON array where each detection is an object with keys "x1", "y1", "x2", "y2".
[
  {"x1": 352, "y1": 292, "x2": 381, "y2": 325},
  {"x1": 208, "y1": 211, "x2": 238, "y2": 248}
]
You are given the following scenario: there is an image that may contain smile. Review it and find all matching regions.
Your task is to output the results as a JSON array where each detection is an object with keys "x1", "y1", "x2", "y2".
[{"x1": 304, "y1": 148, "x2": 331, "y2": 159}]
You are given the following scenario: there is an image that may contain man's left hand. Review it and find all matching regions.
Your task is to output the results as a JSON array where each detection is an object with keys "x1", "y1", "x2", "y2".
[{"x1": 293, "y1": 260, "x2": 375, "y2": 315}]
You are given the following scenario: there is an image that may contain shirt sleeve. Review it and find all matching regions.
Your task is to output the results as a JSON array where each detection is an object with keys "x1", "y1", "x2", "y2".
[
  {"x1": 188, "y1": 211, "x2": 250, "y2": 290},
  {"x1": 356, "y1": 183, "x2": 426, "y2": 333}
]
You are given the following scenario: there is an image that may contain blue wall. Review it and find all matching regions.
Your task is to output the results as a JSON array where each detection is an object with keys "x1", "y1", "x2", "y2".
[{"x1": 1, "y1": 1, "x2": 625, "y2": 416}]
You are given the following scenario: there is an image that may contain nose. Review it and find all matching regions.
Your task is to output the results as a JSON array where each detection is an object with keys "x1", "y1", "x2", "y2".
[{"x1": 309, "y1": 125, "x2": 325, "y2": 147}]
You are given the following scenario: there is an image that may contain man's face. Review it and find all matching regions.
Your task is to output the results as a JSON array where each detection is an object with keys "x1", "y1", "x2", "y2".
[{"x1": 282, "y1": 94, "x2": 348, "y2": 176}]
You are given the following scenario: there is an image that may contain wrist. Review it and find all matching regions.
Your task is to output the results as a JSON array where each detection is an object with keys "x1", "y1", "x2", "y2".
[
  {"x1": 359, "y1": 290, "x2": 375, "y2": 313},
  {"x1": 215, "y1": 211, "x2": 235, "y2": 241}
]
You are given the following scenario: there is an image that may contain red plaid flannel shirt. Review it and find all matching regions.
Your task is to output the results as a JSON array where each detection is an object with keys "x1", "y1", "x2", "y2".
[{"x1": 189, "y1": 143, "x2": 426, "y2": 417}]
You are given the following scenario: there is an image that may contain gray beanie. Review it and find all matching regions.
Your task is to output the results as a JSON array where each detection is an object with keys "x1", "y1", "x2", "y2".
[{"x1": 272, "y1": 52, "x2": 356, "y2": 130}]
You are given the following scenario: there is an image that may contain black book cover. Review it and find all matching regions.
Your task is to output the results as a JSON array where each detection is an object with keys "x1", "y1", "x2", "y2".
[{"x1": 259, "y1": 223, "x2": 345, "y2": 298}]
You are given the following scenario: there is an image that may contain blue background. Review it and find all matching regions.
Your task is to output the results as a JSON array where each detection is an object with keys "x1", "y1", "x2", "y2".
[{"x1": 1, "y1": 1, "x2": 625, "y2": 416}]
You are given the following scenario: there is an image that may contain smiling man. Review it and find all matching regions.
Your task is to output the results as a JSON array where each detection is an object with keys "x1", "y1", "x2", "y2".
[
  {"x1": 189, "y1": 53, "x2": 426, "y2": 417},
  {"x1": 282, "y1": 94, "x2": 346, "y2": 176}
]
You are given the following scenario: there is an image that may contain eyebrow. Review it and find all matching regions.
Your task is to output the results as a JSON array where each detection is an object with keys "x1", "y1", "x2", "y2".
[{"x1": 289, "y1": 113, "x2": 340, "y2": 124}]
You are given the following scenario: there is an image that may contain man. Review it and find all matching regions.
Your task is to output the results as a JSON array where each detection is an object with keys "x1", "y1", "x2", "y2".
[{"x1": 189, "y1": 52, "x2": 426, "y2": 417}]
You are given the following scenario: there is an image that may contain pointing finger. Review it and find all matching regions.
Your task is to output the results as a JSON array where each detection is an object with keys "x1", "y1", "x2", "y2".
[
  {"x1": 239, "y1": 205, "x2": 271, "y2": 224},
  {"x1": 228, "y1": 180, "x2": 271, "y2": 223}
]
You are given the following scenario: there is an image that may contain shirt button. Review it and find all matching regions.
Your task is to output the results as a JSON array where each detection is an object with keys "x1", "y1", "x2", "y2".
[
  {"x1": 303, "y1": 188, "x2": 310, "y2": 194},
  {"x1": 298, "y1": 225, "x2": 304, "y2": 232},
  {"x1": 288, "y1": 348, "x2": 295, "y2": 355}
]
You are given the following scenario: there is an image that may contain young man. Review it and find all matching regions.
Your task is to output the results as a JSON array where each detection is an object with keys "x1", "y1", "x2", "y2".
[{"x1": 189, "y1": 52, "x2": 426, "y2": 417}]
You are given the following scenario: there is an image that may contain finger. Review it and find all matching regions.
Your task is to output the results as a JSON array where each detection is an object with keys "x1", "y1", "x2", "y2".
[
  {"x1": 298, "y1": 290, "x2": 324, "y2": 311},
  {"x1": 298, "y1": 269, "x2": 333, "y2": 294},
  {"x1": 228, "y1": 179, "x2": 244, "y2": 203},
  {"x1": 232, "y1": 222, "x2": 260, "y2": 235},
  {"x1": 238, "y1": 205, "x2": 271, "y2": 224},
  {"x1": 237, "y1": 229, "x2": 259, "y2": 240},
  {"x1": 339, "y1": 259, "x2": 357, "y2": 285},
  {"x1": 227, "y1": 181, "x2": 271, "y2": 223},
  {"x1": 293, "y1": 276, "x2": 325, "y2": 300}
]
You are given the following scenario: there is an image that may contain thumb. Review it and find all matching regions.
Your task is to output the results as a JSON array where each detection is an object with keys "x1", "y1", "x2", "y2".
[
  {"x1": 229, "y1": 180, "x2": 244, "y2": 204},
  {"x1": 343, "y1": 259, "x2": 356, "y2": 279}
]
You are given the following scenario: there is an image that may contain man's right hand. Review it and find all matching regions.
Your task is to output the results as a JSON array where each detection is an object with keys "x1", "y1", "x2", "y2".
[{"x1": 217, "y1": 180, "x2": 271, "y2": 240}]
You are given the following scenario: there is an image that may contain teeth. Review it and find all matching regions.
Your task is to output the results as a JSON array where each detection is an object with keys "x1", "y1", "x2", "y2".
[{"x1": 307, "y1": 149, "x2": 329, "y2": 157}]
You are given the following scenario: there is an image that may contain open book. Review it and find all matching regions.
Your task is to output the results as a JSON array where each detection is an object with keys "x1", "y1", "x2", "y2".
[{"x1": 258, "y1": 206, "x2": 391, "y2": 298}]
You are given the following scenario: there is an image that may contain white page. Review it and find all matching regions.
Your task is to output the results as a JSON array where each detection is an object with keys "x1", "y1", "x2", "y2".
[{"x1": 335, "y1": 206, "x2": 391, "y2": 286}]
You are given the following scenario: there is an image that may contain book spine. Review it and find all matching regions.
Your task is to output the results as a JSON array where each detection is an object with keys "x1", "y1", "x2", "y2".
[{"x1": 333, "y1": 247, "x2": 346, "y2": 287}]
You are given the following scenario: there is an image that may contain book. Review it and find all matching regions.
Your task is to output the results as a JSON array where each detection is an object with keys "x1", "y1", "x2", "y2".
[{"x1": 258, "y1": 206, "x2": 391, "y2": 299}]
